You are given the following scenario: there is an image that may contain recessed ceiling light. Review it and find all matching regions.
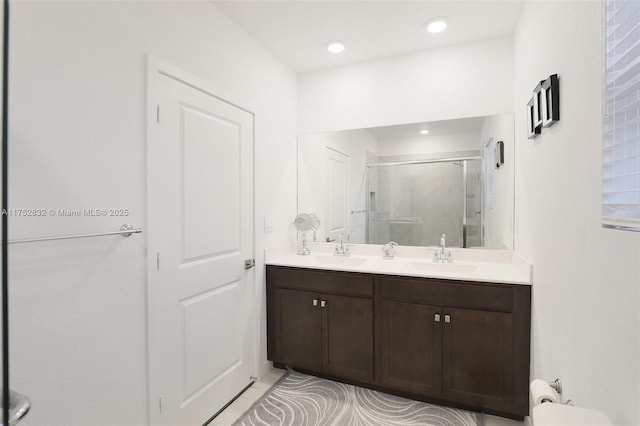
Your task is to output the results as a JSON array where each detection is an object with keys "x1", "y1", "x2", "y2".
[
  {"x1": 327, "y1": 41, "x2": 345, "y2": 54},
  {"x1": 426, "y1": 18, "x2": 448, "y2": 34},
  {"x1": 420, "y1": 129, "x2": 429, "y2": 135}
]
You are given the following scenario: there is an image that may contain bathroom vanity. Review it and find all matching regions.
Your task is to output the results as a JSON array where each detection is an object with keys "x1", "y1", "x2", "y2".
[{"x1": 266, "y1": 245, "x2": 532, "y2": 419}]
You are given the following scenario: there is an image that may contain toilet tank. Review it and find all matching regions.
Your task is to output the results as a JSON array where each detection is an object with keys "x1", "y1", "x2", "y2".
[{"x1": 533, "y1": 403, "x2": 612, "y2": 426}]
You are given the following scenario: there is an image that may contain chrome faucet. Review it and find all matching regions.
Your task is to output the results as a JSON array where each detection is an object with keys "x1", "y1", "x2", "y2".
[
  {"x1": 430, "y1": 234, "x2": 454, "y2": 263},
  {"x1": 334, "y1": 231, "x2": 354, "y2": 257}
]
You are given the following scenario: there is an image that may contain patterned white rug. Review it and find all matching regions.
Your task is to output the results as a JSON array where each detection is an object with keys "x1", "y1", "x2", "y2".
[{"x1": 233, "y1": 370, "x2": 479, "y2": 426}]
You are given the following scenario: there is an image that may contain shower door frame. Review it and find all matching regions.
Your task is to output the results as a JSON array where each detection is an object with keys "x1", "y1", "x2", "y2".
[{"x1": 365, "y1": 156, "x2": 482, "y2": 247}]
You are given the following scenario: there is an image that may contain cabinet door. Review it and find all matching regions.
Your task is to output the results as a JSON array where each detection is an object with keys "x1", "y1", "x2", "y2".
[
  {"x1": 377, "y1": 300, "x2": 442, "y2": 396},
  {"x1": 278, "y1": 289, "x2": 322, "y2": 372},
  {"x1": 442, "y1": 307, "x2": 513, "y2": 411},
  {"x1": 321, "y1": 294, "x2": 374, "y2": 382}
]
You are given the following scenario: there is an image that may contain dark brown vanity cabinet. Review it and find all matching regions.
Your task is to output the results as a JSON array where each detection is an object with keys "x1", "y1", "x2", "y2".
[
  {"x1": 267, "y1": 265, "x2": 531, "y2": 419},
  {"x1": 441, "y1": 307, "x2": 513, "y2": 410},
  {"x1": 376, "y1": 276, "x2": 524, "y2": 414},
  {"x1": 277, "y1": 289, "x2": 322, "y2": 371},
  {"x1": 377, "y1": 300, "x2": 443, "y2": 396},
  {"x1": 267, "y1": 267, "x2": 374, "y2": 382}
]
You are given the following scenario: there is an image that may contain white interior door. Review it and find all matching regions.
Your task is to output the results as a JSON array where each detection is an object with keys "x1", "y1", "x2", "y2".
[
  {"x1": 325, "y1": 147, "x2": 349, "y2": 241},
  {"x1": 147, "y1": 65, "x2": 254, "y2": 426}
]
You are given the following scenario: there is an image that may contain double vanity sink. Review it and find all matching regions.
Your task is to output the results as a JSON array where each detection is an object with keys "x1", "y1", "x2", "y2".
[
  {"x1": 265, "y1": 242, "x2": 532, "y2": 420},
  {"x1": 314, "y1": 254, "x2": 479, "y2": 275},
  {"x1": 266, "y1": 242, "x2": 532, "y2": 285},
  {"x1": 283, "y1": 253, "x2": 485, "y2": 277}
]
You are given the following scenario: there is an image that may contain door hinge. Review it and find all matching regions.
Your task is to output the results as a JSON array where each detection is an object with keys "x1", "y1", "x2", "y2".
[
  {"x1": 244, "y1": 258, "x2": 255, "y2": 269},
  {"x1": 159, "y1": 395, "x2": 163, "y2": 413},
  {"x1": 156, "y1": 251, "x2": 160, "y2": 270},
  {"x1": 156, "y1": 105, "x2": 160, "y2": 123}
]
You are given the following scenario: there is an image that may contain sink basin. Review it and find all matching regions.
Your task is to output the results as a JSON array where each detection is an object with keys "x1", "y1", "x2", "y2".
[
  {"x1": 408, "y1": 261, "x2": 478, "y2": 275},
  {"x1": 312, "y1": 255, "x2": 367, "y2": 267}
]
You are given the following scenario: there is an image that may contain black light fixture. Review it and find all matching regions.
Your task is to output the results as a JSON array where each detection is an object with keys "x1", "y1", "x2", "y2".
[
  {"x1": 527, "y1": 74, "x2": 560, "y2": 139},
  {"x1": 541, "y1": 74, "x2": 560, "y2": 127},
  {"x1": 495, "y1": 140, "x2": 504, "y2": 168}
]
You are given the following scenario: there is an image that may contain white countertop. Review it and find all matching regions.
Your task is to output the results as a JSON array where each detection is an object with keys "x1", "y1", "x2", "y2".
[{"x1": 265, "y1": 242, "x2": 532, "y2": 285}]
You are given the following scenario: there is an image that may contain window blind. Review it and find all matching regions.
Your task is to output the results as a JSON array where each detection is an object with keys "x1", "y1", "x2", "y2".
[{"x1": 602, "y1": 0, "x2": 640, "y2": 230}]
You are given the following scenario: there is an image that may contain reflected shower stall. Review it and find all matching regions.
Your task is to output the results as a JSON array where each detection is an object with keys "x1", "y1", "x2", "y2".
[{"x1": 366, "y1": 158, "x2": 482, "y2": 248}]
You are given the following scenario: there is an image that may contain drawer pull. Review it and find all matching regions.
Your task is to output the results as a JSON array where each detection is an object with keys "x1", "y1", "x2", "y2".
[
  {"x1": 312, "y1": 299, "x2": 318, "y2": 307},
  {"x1": 444, "y1": 314, "x2": 451, "y2": 323},
  {"x1": 434, "y1": 314, "x2": 441, "y2": 322},
  {"x1": 320, "y1": 300, "x2": 327, "y2": 308}
]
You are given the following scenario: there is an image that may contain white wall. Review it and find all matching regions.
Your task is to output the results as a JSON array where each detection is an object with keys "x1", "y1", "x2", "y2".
[
  {"x1": 376, "y1": 130, "x2": 480, "y2": 159},
  {"x1": 481, "y1": 114, "x2": 514, "y2": 249},
  {"x1": 297, "y1": 130, "x2": 376, "y2": 243},
  {"x1": 8, "y1": 2, "x2": 297, "y2": 425},
  {"x1": 298, "y1": 36, "x2": 513, "y2": 133},
  {"x1": 513, "y1": 2, "x2": 640, "y2": 424}
]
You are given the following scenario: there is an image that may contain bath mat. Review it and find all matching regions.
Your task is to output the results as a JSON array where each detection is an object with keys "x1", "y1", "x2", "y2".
[{"x1": 232, "y1": 370, "x2": 480, "y2": 426}]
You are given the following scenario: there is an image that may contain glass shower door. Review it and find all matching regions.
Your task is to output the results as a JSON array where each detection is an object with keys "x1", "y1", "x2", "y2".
[
  {"x1": 464, "y1": 159, "x2": 483, "y2": 248},
  {"x1": 367, "y1": 161, "x2": 466, "y2": 247},
  {"x1": 2, "y1": 2, "x2": 30, "y2": 423}
]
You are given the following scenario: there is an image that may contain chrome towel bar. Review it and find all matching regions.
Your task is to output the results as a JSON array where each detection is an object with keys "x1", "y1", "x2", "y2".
[{"x1": 6, "y1": 224, "x2": 142, "y2": 245}]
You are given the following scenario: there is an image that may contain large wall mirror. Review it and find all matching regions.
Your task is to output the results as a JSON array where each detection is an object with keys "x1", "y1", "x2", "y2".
[{"x1": 297, "y1": 114, "x2": 515, "y2": 250}]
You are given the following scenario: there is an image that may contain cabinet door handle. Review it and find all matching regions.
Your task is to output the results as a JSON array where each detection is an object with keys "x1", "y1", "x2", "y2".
[
  {"x1": 312, "y1": 299, "x2": 318, "y2": 307},
  {"x1": 434, "y1": 314, "x2": 441, "y2": 322},
  {"x1": 444, "y1": 314, "x2": 451, "y2": 323},
  {"x1": 320, "y1": 300, "x2": 326, "y2": 308}
]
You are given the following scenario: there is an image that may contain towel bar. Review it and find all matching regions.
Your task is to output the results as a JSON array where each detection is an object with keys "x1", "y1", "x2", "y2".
[{"x1": 6, "y1": 224, "x2": 142, "y2": 244}]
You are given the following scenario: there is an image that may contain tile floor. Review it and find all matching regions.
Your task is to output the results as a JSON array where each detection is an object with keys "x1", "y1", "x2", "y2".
[
  {"x1": 210, "y1": 366, "x2": 525, "y2": 426},
  {"x1": 209, "y1": 367, "x2": 286, "y2": 426}
]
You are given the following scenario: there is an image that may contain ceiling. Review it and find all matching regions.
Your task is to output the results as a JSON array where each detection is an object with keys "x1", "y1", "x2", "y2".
[
  {"x1": 366, "y1": 116, "x2": 486, "y2": 141},
  {"x1": 212, "y1": 0, "x2": 525, "y2": 74}
]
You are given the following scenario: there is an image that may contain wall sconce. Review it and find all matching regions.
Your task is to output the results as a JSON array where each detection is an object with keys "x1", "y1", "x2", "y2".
[
  {"x1": 495, "y1": 140, "x2": 504, "y2": 168},
  {"x1": 527, "y1": 97, "x2": 541, "y2": 139},
  {"x1": 527, "y1": 74, "x2": 559, "y2": 139},
  {"x1": 541, "y1": 74, "x2": 560, "y2": 127}
]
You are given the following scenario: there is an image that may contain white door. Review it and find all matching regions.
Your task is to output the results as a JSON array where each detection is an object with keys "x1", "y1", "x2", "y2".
[
  {"x1": 325, "y1": 147, "x2": 349, "y2": 241},
  {"x1": 147, "y1": 66, "x2": 254, "y2": 426}
]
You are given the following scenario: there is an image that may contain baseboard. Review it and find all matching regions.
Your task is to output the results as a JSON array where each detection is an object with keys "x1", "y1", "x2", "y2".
[{"x1": 257, "y1": 359, "x2": 273, "y2": 379}]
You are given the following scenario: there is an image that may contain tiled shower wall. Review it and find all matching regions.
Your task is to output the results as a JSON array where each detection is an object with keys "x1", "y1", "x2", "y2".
[{"x1": 369, "y1": 161, "x2": 481, "y2": 247}]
